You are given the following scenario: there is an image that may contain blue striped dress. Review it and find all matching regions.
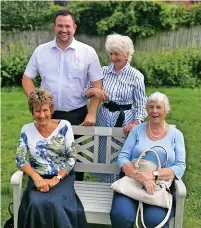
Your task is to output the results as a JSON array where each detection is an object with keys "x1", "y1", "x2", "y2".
[{"x1": 84, "y1": 62, "x2": 147, "y2": 183}]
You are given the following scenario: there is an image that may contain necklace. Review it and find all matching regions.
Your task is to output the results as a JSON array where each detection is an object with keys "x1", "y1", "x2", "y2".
[{"x1": 148, "y1": 122, "x2": 165, "y2": 138}]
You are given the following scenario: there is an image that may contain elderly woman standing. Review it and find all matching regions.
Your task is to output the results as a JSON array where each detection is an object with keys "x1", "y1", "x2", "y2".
[
  {"x1": 83, "y1": 34, "x2": 147, "y2": 183},
  {"x1": 110, "y1": 92, "x2": 186, "y2": 228},
  {"x1": 16, "y1": 88, "x2": 87, "y2": 228}
]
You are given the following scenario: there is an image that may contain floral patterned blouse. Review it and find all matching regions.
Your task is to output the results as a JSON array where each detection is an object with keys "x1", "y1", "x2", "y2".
[{"x1": 16, "y1": 120, "x2": 76, "y2": 176}]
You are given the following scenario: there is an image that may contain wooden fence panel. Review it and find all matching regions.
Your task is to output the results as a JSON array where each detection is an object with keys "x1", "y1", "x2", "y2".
[{"x1": 1, "y1": 25, "x2": 201, "y2": 53}]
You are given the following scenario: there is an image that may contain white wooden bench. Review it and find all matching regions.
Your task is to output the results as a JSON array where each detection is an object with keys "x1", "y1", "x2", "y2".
[{"x1": 11, "y1": 126, "x2": 186, "y2": 228}]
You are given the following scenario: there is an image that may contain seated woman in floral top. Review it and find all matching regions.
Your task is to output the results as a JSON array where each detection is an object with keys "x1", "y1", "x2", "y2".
[{"x1": 16, "y1": 88, "x2": 87, "y2": 228}]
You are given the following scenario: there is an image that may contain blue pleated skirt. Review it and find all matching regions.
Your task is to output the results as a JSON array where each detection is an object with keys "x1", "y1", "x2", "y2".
[{"x1": 18, "y1": 172, "x2": 87, "y2": 228}]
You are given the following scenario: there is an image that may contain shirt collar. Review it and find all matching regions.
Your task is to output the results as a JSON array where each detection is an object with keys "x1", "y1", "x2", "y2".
[
  {"x1": 51, "y1": 37, "x2": 77, "y2": 50},
  {"x1": 108, "y1": 62, "x2": 130, "y2": 73}
]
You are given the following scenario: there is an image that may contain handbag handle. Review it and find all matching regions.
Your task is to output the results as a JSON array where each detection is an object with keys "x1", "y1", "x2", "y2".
[
  {"x1": 135, "y1": 146, "x2": 168, "y2": 170},
  {"x1": 135, "y1": 148, "x2": 162, "y2": 169},
  {"x1": 8, "y1": 203, "x2": 13, "y2": 216},
  {"x1": 150, "y1": 146, "x2": 168, "y2": 168}
]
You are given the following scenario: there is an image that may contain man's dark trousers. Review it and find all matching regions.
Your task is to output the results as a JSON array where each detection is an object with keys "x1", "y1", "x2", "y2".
[{"x1": 52, "y1": 105, "x2": 88, "y2": 181}]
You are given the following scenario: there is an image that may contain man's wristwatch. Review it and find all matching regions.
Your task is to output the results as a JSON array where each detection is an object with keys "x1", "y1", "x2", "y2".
[
  {"x1": 56, "y1": 175, "x2": 62, "y2": 182},
  {"x1": 152, "y1": 170, "x2": 159, "y2": 182}
]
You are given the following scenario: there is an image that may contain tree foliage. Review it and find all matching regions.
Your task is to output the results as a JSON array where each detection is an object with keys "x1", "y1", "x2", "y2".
[
  {"x1": 1, "y1": 1, "x2": 61, "y2": 31},
  {"x1": 68, "y1": 1, "x2": 201, "y2": 37},
  {"x1": 1, "y1": 1, "x2": 201, "y2": 37}
]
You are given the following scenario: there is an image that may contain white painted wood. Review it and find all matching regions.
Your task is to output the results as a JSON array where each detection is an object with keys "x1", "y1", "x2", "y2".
[
  {"x1": 95, "y1": 126, "x2": 112, "y2": 136},
  {"x1": 76, "y1": 154, "x2": 92, "y2": 164},
  {"x1": 74, "y1": 181, "x2": 112, "y2": 225},
  {"x1": 110, "y1": 151, "x2": 120, "y2": 161},
  {"x1": 111, "y1": 141, "x2": 122, "y2": 151},
  {"x1": 113, "y1": 136, "x2": 126, "y2": 144},
  {"x1": 74, "y1": 135, "x2": 93, "y2": 144},
  {"x1": 106, "y1": 136, "x2": 112, "y2": 165},
  {"x1": 10, "y1": 170, "x2": 24, "y2": 228},
  {"x1": 73, "y1": 126, "x2": 96, "y2": 135},
  {"x1": 74, "y1": 163, "x2": 120, "y2": 174},
  {"x1": 76, "y1": 140, "x2": 94, "y2": 150},
  {"x1": 93, "y1": 135, "x2": 99, "y2": 163},
  {"x1": 174, "y1": 179, "x2": 186, "y2": 228},
  {"x1": 75, "y1": 145, "x2": 94, "y2": 159}
]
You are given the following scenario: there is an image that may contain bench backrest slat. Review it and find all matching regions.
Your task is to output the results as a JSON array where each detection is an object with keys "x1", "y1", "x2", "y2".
[
  {"x1": 74, "y1": 163, "x2": 120, "y2": 174},
  {"x1": 93, "y1": 135, "x2": 99, "y2": 163},
  {"x1": 72, "y1": 126, "x2": 125, "y2": 174}
]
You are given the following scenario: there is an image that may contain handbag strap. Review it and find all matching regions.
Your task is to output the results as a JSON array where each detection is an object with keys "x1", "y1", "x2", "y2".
[
  {"x1": 150, "y1": 146, "x2": 168, "y2": 168},
  {"x1": 135, "y1": 146, "x2": 168, "y2": 170},
  {"x1": 135, "y1": 148, "x2": 162, "y2": 169},
  {"x1": 135, "y1": 195, "x2": 173, "y2": 228},
  {"x1": 8, "y1": 203, "x2": 13, "y2": 217}
]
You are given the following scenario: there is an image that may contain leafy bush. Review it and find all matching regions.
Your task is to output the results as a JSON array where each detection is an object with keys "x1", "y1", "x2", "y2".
[
  {"x1": 181, "y1": 4, "x2": 201, "y2": 26},
  {"x1": 133, "y1": 47, "x2": 201, "y2": 88},
  {"x1": 1, "y1": 42, "x2": 32, "y2": 87},
  {"x1": 1, "y1": 43, "x2": 201, "y2": 88}
]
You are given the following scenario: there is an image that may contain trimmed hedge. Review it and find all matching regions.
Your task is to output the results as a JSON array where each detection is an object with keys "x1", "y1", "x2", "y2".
[{"x1": 1, "y1": 43, "x2": 201, "y2": 88}]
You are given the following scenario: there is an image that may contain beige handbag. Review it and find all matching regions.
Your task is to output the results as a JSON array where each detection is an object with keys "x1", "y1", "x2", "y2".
[{"x1": 111, "y1": 146, "x2": 173, "y2": 228}]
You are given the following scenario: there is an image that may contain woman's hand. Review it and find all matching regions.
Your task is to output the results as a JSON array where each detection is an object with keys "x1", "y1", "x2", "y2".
[
  {"x1": 135, "y1": 171, "x2": 154, "y2": 183},
  {"x1": 143, "y1": 180, "x2": 156, "y2": 194},
  {"x1": 86, "y1": 88, "x2": 108, "y2": 101},
  {"x1": 45, "y1": 177, "x2": 60, "y2": 189},
  {"x1": 123, "y1": 121, "x2": 140, "y2": 136},
  {"x1": 32, "y1": 174, "x2": 49, "y2": 192}
]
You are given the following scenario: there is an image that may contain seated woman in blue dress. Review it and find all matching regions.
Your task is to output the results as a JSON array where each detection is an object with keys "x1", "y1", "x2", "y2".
[
  {"x1": 110, "y1": 92, "x2": 186, "y2": 228},
  {"x1": 16, "y1": 88, "x2": 87, "y2": 228}
]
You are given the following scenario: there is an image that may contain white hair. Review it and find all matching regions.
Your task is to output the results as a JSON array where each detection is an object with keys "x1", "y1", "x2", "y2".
[
  {"x1": 146, "y1": 92, "x2": 170, "y2": 114},
  {"x1": 105, "y1": 33, "x2": 134, "y2": 62}
]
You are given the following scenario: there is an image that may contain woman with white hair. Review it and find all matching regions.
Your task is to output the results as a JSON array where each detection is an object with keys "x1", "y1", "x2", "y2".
[
  {"x1": 82, "y1": 33, "x2": 147, "y2": 183},
  {"x1": 110, "y1": 91, "x2": 186, "y2": 228}
]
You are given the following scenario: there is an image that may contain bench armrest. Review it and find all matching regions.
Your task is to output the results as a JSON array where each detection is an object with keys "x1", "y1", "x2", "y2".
[
  {"x1": 11, "y1": 170, "x2": 24, "y2": 185},
  {"x1": 174, "y1": 179, "x2": 186, "y2": 198},
  {"x1": 10, "y1": 170, "x2": 24, "y2": 228},
  {"x1": 174, "y1": 179, "x2": 187, "y2": 228}
]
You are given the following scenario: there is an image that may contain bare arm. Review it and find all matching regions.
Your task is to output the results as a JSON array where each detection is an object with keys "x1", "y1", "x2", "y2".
[
  {"x1": 122, "y1": 162, "x2": 139, "y2": 179},
  {"x1": 88, "y1": 80, "x2": 102, "y2": 114},
  {"x1": 80, "y1": 79, "x2": 102, "y2": 126},
  {"x1": 85, "y1": 88, "x2": 108, "y2": 100},
  {"x1": 22, "y1": 74, "x2": 35, "y2": 96},
  {"x1": 158, "y1": 168, "x2": 175, "y2": 180},
  {"x1": 137, "y1": 167, "x2": 175, "y2": 184}
]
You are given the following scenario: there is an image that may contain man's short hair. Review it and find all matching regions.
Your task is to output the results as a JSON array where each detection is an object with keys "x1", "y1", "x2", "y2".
[{"x1": 54, "y1": 10, "x2": 75, "y2": 24}]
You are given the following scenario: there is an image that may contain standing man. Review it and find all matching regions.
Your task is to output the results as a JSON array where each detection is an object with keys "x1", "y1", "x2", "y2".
[{"x1": 22, "y1": 10, "x2": 104, "y2": 180}]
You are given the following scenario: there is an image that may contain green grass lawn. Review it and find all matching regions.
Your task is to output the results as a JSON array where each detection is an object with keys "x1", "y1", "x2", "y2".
[{"x1": 1, "y1": 87, "x2": 201, "y2": 227}]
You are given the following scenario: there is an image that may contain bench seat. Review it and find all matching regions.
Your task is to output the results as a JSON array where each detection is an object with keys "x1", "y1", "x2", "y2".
[{"x1": 75, "y1": 181, "x2": 113, "y2": 225}]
